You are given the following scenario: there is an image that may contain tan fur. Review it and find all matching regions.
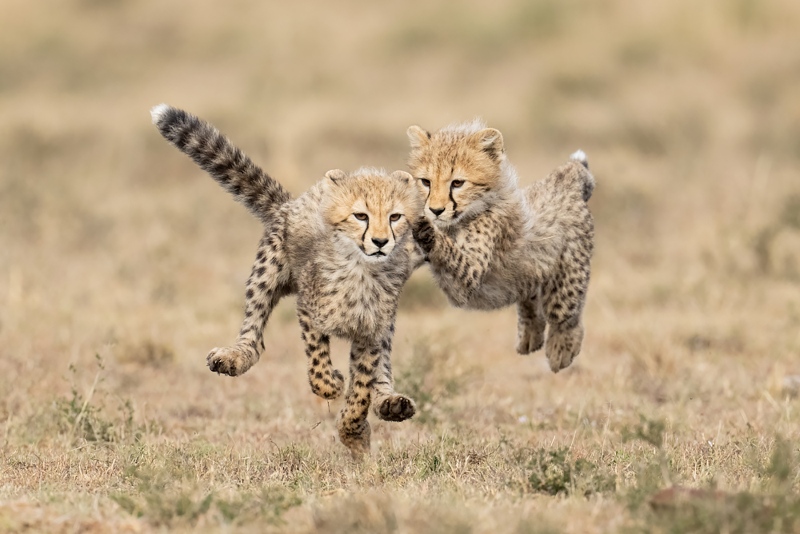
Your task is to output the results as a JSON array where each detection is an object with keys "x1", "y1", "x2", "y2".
[
  {"x1": 153, "y1": 106, "x2": 423, "y2": 456},
  {"x1": 408, "y1": 120, "x2": 595, "y2": 372}
]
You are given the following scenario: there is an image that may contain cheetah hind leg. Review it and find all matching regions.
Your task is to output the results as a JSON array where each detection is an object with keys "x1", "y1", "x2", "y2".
[
  {"x1": 545, "y1": 317, "x2": 584, "y2": 373},
  {"x1": 516, "y1": 292, "x2": 546, "y2": 355},
  {"x1": 208, "y1": 233, "x2": 286, "y2": 377},
  {"x1": 542, "y1": 243, "x2": 591, "y2": 372}
]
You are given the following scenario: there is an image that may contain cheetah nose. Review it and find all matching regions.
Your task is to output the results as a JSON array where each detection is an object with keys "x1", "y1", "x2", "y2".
[
  {"x1": 372, "y1": 237, "x2": 389, "y2": 248},
  {"x1": 429, "y1": 207, "x2": 445, "y2": 217}
]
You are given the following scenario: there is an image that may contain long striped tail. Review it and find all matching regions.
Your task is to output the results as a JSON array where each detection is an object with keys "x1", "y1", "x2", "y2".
[{"x1": 151, "y1": 104, "x2": 291, "y2": 223}]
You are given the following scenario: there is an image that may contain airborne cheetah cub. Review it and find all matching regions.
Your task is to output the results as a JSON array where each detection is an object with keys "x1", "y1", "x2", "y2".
[
  {"x1": 407, "y1": 120, "x2": 595, "y2": 372},
  {"x1": 152, "y1": 105, "x2": 422, "y2": 456}
]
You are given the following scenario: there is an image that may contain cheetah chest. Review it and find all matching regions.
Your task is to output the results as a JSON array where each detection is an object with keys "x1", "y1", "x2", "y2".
[{"x1": 305, "y1": 262, "x2": 402, "y2": 340}]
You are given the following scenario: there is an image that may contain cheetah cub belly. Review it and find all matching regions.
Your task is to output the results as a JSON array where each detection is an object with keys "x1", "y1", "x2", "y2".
[
  {"x1": 152, "y1": 105, "x2": 423, "y2": 456},
  {"x1": 407, "y1": 120, "x2": 595, "y2": 372}
]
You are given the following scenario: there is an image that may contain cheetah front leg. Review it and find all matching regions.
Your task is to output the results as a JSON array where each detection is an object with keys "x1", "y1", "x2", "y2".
[
  {"x1": 296, "y1": 308, "x2": 344, "y2": 400},
  {"x1": 516, "y1": 289, "x2": 546, "y2": 355},
  {"x1": 337, "y1": 339, "x2": 378, "y2": 458},
  {"x1": 207, "y1": 231, "x2": 288, "y2": 376},
  {"x1": 412, "y1": 215, "x2": 500, "y2": 307},
  {"x1": 370, "y1": 329, "x2": 416, "y2": 422}
]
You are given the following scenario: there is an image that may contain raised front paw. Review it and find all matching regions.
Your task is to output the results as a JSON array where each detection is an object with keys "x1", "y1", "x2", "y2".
[
  {"x1": 411, "y1": 218, "x2": 436, "y2": 254},
  {"x1": 516, "y1": 324, "x2": 546, "y2": 355},
  {"x1": 309, "y1": 368, "x2": 345, "y2": 400},
  {"x1": 374, "y1": 394, "x2": 416, "y2": 422},
  {"x1": 207, "y1": 346, "x2": 253, "y2": 376}
]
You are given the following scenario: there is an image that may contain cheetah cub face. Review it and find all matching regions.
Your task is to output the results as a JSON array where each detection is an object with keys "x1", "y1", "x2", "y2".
[
  {"x1": 322, "y1": 168, "x2": 421, "y2": 262},
  {"x1": 407, "y1": 122, "x2": 507, "y2": 228}
]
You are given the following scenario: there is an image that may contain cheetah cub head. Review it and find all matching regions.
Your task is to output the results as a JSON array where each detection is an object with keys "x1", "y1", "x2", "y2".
[
  {"x1": 322, "y1": 168, "x2": 421, "y2": 262},
  {"x1": 407, "y1": 119, "x2": 513, "y2": 227}
]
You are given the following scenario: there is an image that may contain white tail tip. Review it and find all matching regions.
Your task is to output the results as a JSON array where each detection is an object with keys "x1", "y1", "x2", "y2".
[
  {"x1": 570, "y1": 149, "x2": 587, "y2": 163},
  {"x1": 570, "y1": 149, "x2": 589, "y2": 169},
  {"x1": 150, "y1": 103, "x2": 170, "y2": 124}
]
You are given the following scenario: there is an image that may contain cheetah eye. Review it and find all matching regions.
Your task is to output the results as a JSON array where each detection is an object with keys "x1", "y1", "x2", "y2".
[
  {"x1": 451, "y1": 180, "x2": 465, "y2": 188},
  {"x1": 354, "y1": 213, "x2": 369, "y2": 221},
  {"x1": 389, "y1": 213, "x2": 402, "y2": 222},
  {"x1": 419, "y1": 178, "x2": 431, "y2": 188}
]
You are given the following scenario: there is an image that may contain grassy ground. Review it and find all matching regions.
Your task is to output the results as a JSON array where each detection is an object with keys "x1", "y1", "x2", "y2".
[{"x1": 2, "y1": 0, "x2": 800, "y2": 532}]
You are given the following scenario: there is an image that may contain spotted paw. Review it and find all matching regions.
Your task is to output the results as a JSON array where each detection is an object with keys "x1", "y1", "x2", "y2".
[
  {"x1": 207, "y1": 346, "x2": 253, "y2": 376},
  {"x1": 375, "y1": 394, "x2": 416, "y2": 422},
  {"x1": 516, "y1": 324, "x2": 546, "y2": 355},
  {"x1": 545, "y1": 323, "x2": 584, "y2": 373},
  {"x1": 338, "y1": 419, "x2": 371, "y2": 459},
  {"x1": 309, "y1": 368, "x2": 345, "y2": 400}
]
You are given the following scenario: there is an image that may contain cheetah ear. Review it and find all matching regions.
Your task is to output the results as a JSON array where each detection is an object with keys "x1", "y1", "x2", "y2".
[
  {"x1": 389, "y1": 170, "x2": 414, "y2": 185},
  {"x1": 407, "y1": 125, "x2": 431, "y2": 149},
  {"x1": 473, "y1": 128, "x2": 504, "y2": 160},
  {"x1": 324, "y1": 169, "x2": 347, "y2": 185}
]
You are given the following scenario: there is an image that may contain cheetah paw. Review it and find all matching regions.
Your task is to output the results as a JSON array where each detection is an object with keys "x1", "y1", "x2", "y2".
[
  {"x1": 338, "y1": 419, "x2": 371, "y2": 459},
  {"x1": 375, "y1": 394, "x2": 416, "y2": 422},
  {"x1": 516, "y1": 324, "x2": 546, "y2": 355},
  {"x1": 207, "y1": 346, "x2": 253, "y2": 376},
  {"x1": 545, "y1": 324, "x2": 584, "y2": 373}
]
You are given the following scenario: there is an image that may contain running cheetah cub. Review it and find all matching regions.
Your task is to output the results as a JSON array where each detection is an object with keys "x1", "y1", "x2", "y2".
[
  {"x1": 407, "y1": 120, "x2": 595, "y2": 372},
  {"x1": 152, "y1": 105, "x2": 422, "y2": 456}
]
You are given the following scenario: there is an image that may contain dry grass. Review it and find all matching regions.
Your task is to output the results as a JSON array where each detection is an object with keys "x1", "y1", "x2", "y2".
[{"x1": 2, "y1": 0, "x2": 800, "y2": 532}]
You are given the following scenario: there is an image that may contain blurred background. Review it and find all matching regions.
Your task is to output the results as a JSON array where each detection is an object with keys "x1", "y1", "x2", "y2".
[{"x1": 1, "y1": 0, "x2": 800, "y2": 529}]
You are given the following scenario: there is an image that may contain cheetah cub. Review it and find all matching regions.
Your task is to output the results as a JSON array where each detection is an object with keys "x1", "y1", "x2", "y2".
[
  {"x1": 152, "y1": 105, "x2": 422, "y2": 456},
  {"x1": 407, "y1": 120, "x2": 595, "y2": 372}
]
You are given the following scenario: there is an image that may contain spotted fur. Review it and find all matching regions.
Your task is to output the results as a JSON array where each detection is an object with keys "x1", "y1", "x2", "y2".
[
  {"x1": 407, "y1": 120, "x2": 595, "y2": 372},
  {"x1": 152, "y1": 105, "x2": 423, "y2": 456}
]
